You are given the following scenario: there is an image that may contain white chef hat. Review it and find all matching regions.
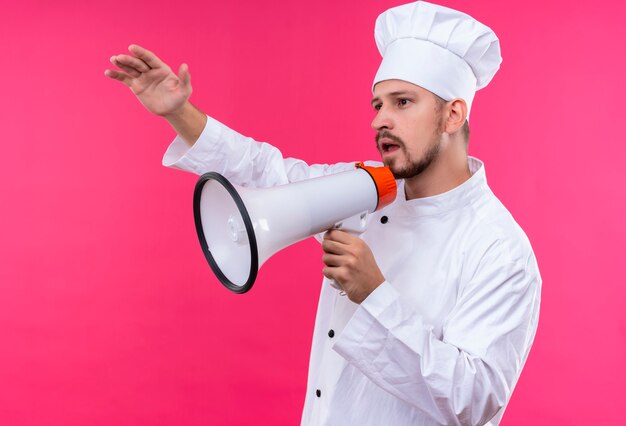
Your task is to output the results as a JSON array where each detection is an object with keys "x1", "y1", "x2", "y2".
[{"x1": 373, "y1": 1, "x2": 502, "y2": 115}]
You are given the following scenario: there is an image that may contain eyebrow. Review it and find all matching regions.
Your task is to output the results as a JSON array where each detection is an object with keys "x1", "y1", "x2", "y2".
[{"x1": 371, "y1": 90, "x2": 418, "y2": 106}]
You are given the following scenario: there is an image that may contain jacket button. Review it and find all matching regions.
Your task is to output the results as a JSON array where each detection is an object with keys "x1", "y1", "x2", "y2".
[
  {"x1": 380, "y1": 215, "x2": 389, "y2": 224},
  {"x1": 328, "y1": 329, "x2": 335, "y2": 338},
  {"x1": 316, "y1": 389, "x2": 321, "y2": 397}
]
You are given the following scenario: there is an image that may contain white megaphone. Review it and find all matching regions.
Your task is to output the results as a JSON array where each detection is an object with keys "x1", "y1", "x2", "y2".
[{"x1": 193, "y1": 162, "x2": 397, "y2": 293}]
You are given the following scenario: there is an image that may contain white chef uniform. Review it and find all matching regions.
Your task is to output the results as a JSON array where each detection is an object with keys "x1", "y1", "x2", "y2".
[
  {"x1": 162, "y1": 115, "x2": 541, "y2": 425},
  {"x1": 163, "y1": 1, "x2": 541, "y2": 424}
]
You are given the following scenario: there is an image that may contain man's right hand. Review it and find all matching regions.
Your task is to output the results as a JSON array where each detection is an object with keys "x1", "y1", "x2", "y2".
[
  {"x1": 105, "y1": 44, "x2": 191, "y2": 117},
  {"x1": 105, "y1": 45, "x2": 207, "y2": 146}
]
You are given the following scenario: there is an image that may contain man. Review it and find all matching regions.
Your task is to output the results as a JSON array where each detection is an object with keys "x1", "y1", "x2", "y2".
[{"x1": 105, "y1": 1, "x2": 541, "y2": 424}]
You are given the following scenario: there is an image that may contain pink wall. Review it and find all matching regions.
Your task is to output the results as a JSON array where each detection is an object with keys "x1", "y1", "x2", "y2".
[{"x1": 1, "y1": 0, "x2": 624, "y2": 424}]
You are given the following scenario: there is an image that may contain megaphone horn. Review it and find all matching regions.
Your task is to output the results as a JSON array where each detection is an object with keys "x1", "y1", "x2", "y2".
[{"x1": 193, "y1": 162, "x2": 397, "y2": 293}]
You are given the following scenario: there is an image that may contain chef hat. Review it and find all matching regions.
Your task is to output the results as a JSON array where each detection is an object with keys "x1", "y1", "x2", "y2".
[{"x1": 373, "y1": 1, "x2": 502, "y2": 115}]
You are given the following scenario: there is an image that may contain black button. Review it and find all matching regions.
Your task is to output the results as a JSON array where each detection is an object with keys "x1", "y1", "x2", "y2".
[
  {"x1": 328, "y1": 329, "x2": 335, "y2": 338},
  {"x1": 380, "y1": 216, "x2": 389, "y2": 224},
  {"x1": 316, "y1": 389, "x2": 321, "y2": 397}
]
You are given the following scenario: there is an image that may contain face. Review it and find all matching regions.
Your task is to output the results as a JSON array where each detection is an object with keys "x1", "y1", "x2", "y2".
[{"x1": 371, "y1": 79, "x2": 445, "y2": 179}]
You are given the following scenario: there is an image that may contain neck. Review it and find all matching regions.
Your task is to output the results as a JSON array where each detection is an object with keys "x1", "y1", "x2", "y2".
[{"x1": 403, "y1": 138, "x2": 471, "y2": 200}]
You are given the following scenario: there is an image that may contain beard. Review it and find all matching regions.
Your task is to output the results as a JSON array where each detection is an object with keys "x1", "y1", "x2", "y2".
[{"x1": 376, "y1": 130, "x2": 443, "y2": 180}]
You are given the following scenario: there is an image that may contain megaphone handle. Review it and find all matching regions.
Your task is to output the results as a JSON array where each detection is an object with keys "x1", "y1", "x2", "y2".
[
  {"x1": 328, "y1": 278, "x2": 344, "y2": 292},
  {"x1": 326, "y1": 212, "x2": 368, "y2": 295},
  {"x1": 333, "y1": 212, "x2": 368, "y2": 234}
]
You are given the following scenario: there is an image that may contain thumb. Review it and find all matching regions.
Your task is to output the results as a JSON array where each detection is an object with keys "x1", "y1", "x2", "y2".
[{"x1": 178, "y1": 63, "x2": 191, "y2": 89}]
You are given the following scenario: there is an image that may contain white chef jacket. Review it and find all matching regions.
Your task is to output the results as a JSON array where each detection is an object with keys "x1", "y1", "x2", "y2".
[{"x1": 163, "y1": 116, "x2": 541, "y2": 426}]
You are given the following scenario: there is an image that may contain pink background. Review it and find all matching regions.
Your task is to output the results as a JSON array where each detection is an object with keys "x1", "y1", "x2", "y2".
[{"x1": 1, "y1": 0, "x2": 624, "y2": 424}]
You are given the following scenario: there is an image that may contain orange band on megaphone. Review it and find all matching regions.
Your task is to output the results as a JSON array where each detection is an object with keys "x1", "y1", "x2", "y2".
[{"x1": 355, "y1": 163, "x2": 397, "y2": 210}]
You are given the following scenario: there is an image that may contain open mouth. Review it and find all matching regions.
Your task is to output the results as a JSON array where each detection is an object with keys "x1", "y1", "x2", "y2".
[
  {"x1": 376, "y1": 132, "x2": 403, "y2": 155},
  {"x1": 380, "y1": 140, "x2": 401, "y2": 154}
]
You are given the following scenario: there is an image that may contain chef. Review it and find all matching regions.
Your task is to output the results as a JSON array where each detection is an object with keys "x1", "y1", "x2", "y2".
[{"x1": 106, "y1": 1, "x2": 541, "y2": 424}]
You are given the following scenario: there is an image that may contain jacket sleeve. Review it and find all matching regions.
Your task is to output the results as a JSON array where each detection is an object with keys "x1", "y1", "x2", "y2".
[
  {"x1": 162, "y1": 115, "x2": 355, "y2": 186},
  {"x1": 332, "y1": 242, "x2": 541, "y2": 425}
]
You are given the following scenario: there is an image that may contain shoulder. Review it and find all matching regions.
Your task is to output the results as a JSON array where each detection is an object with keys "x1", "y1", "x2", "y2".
[{"x1": 461, "y1": 187, "x2": 540, "y2": 281}]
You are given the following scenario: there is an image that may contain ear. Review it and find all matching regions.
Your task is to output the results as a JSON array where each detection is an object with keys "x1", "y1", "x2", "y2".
[{"x1": 444, "y1": 98, "x2": 468, "y2": 134}]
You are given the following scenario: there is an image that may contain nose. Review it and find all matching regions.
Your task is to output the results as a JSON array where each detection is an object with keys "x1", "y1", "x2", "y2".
[{"x1": 371, "y1": 106, "x2": 393, "y2": 131}]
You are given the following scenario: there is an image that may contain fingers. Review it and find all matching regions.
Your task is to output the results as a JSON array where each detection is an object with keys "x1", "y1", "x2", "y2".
[
  {"x1": 104, "y1": 69, "x2": 133, "y2": 87},
  {"x1": 111, "y1": 54, "x2": 150, "y2": 74},
  {"x1": 178, "y1": 63, "x2": 191, "y2": 88},
  {"x1": 322, "y1": 253, "x2": 342, "y2": 267},
  {"x1": 322, "y1": 230, "x2": 357, "y2": 254},
  {"x1": 128, "y1": 44, "x2": 164, "y2": 70},
  {"x1": 109, "y1": 56, "x2": 142, "y2": 78},
  {"x1": 321, "y1": 236, "x2": 349, "y2": 281},
  {"x1": 324, "y1": 229, "x2": 357, "y2": 244},
  {"x1": 322, "y1": 266, "x2": 341, "y2": 282},
  {"x1": 321, "y1": 237, "x2": 346, "y2": 256}
]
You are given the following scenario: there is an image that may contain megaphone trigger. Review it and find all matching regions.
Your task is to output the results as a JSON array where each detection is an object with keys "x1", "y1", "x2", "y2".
[{"x1": 332, "y1": 211, "x2": 368, "y2": 234}]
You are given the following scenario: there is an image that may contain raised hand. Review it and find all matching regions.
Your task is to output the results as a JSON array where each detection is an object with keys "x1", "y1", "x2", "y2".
[{"x1": 105, "y1": 45, "x2": 191, "y2": 117}]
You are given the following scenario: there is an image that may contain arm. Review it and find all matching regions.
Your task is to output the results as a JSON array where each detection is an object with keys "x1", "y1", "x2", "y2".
[
  {"x1": 162, "y1": 101, "x2": 207, "y2": 148},
  {"x1": 329, "y1": 239, "x2": 541, "y2": 425},
  {"x1": 106, "y1": 45, "x2": 355, "y2": 186},
  {"x1": 105, "y1": 44, "x2": 206, "y2": 146},
  {"x1": 161, "y1": 114, "x2": 357, "y2": 187}
]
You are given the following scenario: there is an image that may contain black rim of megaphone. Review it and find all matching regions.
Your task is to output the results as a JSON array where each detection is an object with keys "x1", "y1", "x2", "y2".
[{"x1": 193, "y1": 172, "x2": 259, "y2": 294}]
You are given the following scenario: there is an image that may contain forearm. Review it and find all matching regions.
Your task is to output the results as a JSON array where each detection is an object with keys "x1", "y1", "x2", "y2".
[
  {"x1": 163, "y1": 101, "x2": 207, "y2": 147},
  {"x1": 162, "y1": 113, "x2": 358, "y2": 185},
  {"x1": 334, "y1": 259, "x2": 540, "y2": 425},
  {"x1": 334, "y1": 283, "x2": 508, "y2": 425}
]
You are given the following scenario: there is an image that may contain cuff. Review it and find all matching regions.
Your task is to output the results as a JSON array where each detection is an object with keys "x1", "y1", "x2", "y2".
[
  {"x1": 162, "y1": 115, "x2": 224, "y2": 174},
  {"x1": 360, "y1": 280, "x2": 401, "y2": 318},
  {"x1": 332, "y1": 281, "x2": 400, "y2": 369}
]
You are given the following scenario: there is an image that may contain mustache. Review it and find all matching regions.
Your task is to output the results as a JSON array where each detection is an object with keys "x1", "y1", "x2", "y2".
[{"x1": 375, "y1": 131, "x2": 405, "y2": 148}]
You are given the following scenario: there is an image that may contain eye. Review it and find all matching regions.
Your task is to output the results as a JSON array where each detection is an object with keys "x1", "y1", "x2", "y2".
[
  {"x1": 398, "y1": 98, "x2": 411, "y2": 107},
  {"x1": 373, "y1": 103, "x2": 382, "y2": 111}
]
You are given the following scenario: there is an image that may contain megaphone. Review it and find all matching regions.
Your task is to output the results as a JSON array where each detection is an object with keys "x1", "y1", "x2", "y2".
[{"x1": 193, "y1": 163, "x2": 397, "y2": 293}]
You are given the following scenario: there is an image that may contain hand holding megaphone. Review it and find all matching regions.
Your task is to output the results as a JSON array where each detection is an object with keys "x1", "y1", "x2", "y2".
[
  {"x1": 193, "y1": 163, "x2": 397, "y2": 293},
  {"x1": 325, "y1": 213, "x2": 369, "y2": 292}
]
